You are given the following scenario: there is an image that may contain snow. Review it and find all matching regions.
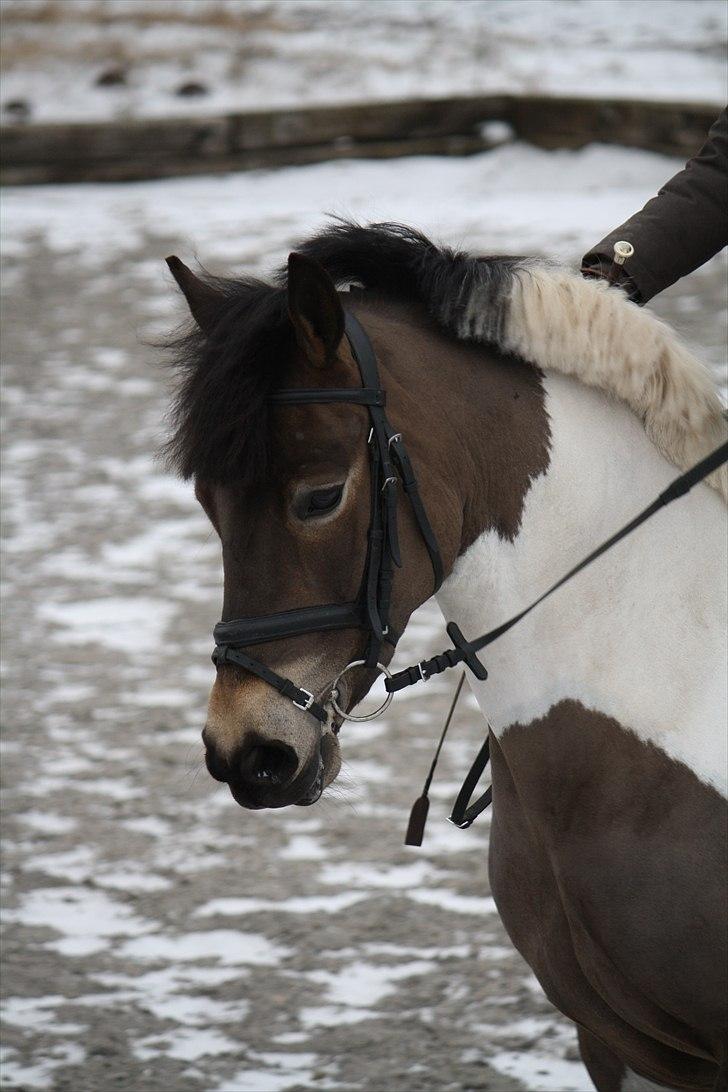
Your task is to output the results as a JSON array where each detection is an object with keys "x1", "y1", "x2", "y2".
[
  {"x1": 489, "y1": 1050, "x2": 593, "y2": 1092},
  {"x1": 133, "y1": 1027, "x2": 240, "y2": 1062},
  {"x1": 0, "y1": 141, "x2": 712, "y2": 273},
  {"x1": 3, "y1": 886, "x2": 154, "y2": 956},
  {"x1": 305, "y1": 959, "x2": 436, "y2": 1007},
  {"x1": 17, "y1": 811, "x2": 79, "y2": 835},
  {"x1": 408, "y1": 888, "x2": 499, "y2": 915},
  {"x1": 278, "y1": 833, "x2": 327, "y2": 860},
  {"x1": 318, "y1": 859, "x2": 440, "y2": 888},
  {"x1": 2, "y1": 0, "x2": 725, "y2": 125},
  {"x1": 118, "y1": 929, "x2": 291, "y2": 966},
  {"x1": 36, "y1": 596, "x2": 177, "y2": 654},
  {"x1": 0, "y1": 1043, "x2": 87, "y2": 1092},
  {"x1": 194, "y1": 892, "x2": 367, "y2": 917},
  {"x1": 216, "y1": 1052, "x2": 324, "y2": 1092}
]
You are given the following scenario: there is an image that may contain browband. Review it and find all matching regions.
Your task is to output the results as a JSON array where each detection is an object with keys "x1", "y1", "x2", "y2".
[{"x1": 267, "y1": 388, "x2": 386, "y2": 406}]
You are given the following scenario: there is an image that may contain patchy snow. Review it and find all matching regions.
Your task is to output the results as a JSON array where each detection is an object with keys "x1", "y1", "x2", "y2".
[
  {"x1": 195, "y1": 891, "x2": 368, "y2": 917},
  {"x1": 1, "y1": 0, "x2": 725, "y2": 125},
  {"x1": 319, "y1": 859, "x2": 441, "y2": 888},
  {"x1": 1, "y1": 996, "x2": 87, "y2": 1035},
  {"x1": 217, "y1": 1051, "x2": 325, "y2": 1092},
  {"x1": 16, "y1": 811, "x2": 79, "y2": 835},
  {"x1": 36, "y1": 596, "x2": 177, "y2": 654},
  {"x1": 0, "y1": 1043, "x2": 86, "y2": 1091},
  {"x1": 306, "y1": 959, "x2": 436, "y2": 1007},
  {"x1": 133, "y1": 1026, "x2": 240, "y2": 1063},
  {"x1": 408, "y1": 888, "x2": 499, "y2": 915},
  {"x1": 489, "y1": 1050, "x2": 593, "y2": 1092},
  {"x1": 3, "y1": 886, "x2": 154, "y2": 957},
  {"x1": 277, "y1": 833, "x2": 327, "y2": 861},
  {"x1": 118, "y1": 929, "x2": 291, "y2": 966}
]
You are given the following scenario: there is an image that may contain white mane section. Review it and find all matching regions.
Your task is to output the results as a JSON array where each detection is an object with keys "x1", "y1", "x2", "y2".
[{"x1": 468, "y1": 264, "x2": 728, "y2": 500}]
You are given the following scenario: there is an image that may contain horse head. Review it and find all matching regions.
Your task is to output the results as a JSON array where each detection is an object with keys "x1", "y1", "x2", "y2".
[{"x1": 166, "y1": 247, "x2": 463, "y2": 810}]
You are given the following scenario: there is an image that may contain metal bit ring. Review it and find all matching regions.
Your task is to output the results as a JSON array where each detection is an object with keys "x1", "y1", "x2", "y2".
[{"x1": 329, "y1": 660, "x2": 393, "y2": 722}]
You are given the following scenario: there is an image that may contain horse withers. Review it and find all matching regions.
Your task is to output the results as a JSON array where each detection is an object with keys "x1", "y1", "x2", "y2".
[{"x1": 164, "y1": 223, "x2": 727, "y2": 1092}]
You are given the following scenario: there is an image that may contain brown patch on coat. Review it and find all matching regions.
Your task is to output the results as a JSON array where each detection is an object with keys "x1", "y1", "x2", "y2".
[
  {"x1": 346, "y1": 297, "x2": 551, "y2": 553},
  {"x1": 488, "y1": 701, "x2": 727, "y2": 1090}
]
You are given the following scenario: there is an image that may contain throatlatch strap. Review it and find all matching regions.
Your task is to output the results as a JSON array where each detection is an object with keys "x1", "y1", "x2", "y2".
[{"x1": 389, "y1": 434, "x2": 444, "y2": 590}]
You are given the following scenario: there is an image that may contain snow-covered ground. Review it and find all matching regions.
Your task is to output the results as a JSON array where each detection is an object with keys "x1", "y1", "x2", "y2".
[
  {"x1": 1, "y1": 0, "x2": 726, "y2": 125},
  {"x1": 1, "y1": 138, "x2": 726, "y2": 1091}
]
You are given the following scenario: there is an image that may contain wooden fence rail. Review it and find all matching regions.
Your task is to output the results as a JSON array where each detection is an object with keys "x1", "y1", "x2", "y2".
[{"x1": 1, "y1": 95, "x2": 718, "y2": 186}]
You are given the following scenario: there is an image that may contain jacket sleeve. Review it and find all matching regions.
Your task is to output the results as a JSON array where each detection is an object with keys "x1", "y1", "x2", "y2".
[{"x1": 582, "y1": 108, "x2": 728, "y2": 304}]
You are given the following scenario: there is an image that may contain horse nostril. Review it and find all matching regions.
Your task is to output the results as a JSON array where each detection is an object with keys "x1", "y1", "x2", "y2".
[
  {"x1": 204, "y1": 741, "x2": 231, "y2": 783},
  {"x1": 240, "y1": 743, "x2": 297, "y2": 788}
]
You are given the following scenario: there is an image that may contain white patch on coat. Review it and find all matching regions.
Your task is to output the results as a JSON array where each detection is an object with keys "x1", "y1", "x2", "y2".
[
  {"x1": 454, "y1": 262, "x2": 727, "y2": 499},
  {"x1": 437, "y1": 374, "x2": 728, "y2": 796}
]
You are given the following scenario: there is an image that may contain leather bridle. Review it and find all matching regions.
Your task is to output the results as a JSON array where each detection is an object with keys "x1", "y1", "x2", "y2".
[{"x1": 212, "y1": 311, "x2": 444, "y2": 725}]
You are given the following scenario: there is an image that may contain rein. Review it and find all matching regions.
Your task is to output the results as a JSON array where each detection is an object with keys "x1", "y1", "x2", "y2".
[{"x1": 210, "y1": 310, "x2": 727, "y2": 843}]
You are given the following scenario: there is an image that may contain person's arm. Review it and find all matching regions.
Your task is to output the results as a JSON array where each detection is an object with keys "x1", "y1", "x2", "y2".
[{"x1": 582, "y1": 108, "x2": 728, "y2": 304}]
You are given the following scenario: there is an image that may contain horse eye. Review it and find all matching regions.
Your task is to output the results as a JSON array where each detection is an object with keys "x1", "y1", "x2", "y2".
[{"x1": 301, "y1": 484, "x2": 344, "y2": 518}]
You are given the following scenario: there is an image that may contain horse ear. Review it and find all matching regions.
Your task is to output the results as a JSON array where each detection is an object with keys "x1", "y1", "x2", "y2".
[
  {"x1": 166, "y1": 256, "x2": 225, "y2": 334},
  {"x1": 287, "y1": 252, "x2": 345, "y2": 369}
]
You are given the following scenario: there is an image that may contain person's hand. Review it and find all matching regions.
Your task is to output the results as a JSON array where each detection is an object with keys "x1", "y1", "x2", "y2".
[{"x1": 580, "y1": 243, "x2": 641, "y2": 303}]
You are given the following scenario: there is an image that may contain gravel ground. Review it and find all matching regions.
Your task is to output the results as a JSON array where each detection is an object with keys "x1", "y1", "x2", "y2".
[{"x1": 1, "y1": 146, "x2": 726, "y2": 1092}]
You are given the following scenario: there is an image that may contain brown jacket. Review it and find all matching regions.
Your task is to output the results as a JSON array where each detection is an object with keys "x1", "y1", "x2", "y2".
[{"x1": 582, "y1": 108, "x2": 728, "y2": 304}]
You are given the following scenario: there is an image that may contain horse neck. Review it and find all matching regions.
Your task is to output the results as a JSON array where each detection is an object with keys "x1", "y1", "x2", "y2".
[{"x1": 435, "y1": 369, "x2": 727, "y2": 795}]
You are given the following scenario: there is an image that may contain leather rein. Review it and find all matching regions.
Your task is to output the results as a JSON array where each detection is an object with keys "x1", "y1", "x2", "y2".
[{"x1": 211, "y1": 311, "x2": 728, "y2": 841}]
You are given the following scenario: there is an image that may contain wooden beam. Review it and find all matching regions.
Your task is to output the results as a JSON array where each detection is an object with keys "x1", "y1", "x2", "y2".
[{"x1": 0, "y1": 95, "x2": 718, "y2": 186}]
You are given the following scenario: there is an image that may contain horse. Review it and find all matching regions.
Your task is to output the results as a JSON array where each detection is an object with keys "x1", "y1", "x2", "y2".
[{"x1": 163, "y1": 222, "x2": 727, "y2": 1092}]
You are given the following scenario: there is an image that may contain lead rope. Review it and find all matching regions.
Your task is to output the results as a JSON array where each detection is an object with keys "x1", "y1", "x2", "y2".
[{"x1": 405, "y1": 671, "x2": 467, "y2": 846}]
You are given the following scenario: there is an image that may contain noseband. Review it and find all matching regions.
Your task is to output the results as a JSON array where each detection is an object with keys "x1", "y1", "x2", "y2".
[{"x1": 212, "y1": 311, "x2": 444, "y2": 724}]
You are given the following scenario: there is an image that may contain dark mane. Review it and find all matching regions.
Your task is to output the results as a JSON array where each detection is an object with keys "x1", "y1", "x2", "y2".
[
  {"x1": 162, "y1": 276, "x2": 289, "y2": 485},
  {"x1": 163, "y1": 221, "x2": 525, "y2": 485}
]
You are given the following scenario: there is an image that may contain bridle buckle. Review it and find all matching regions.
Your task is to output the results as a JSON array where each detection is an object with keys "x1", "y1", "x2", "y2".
[
  {"x1": 292, "y1": 688, "x2": 315, "y2": 712},
  {"x1": 418, "y1": 661, "x2": 430, "y2": 682}
]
